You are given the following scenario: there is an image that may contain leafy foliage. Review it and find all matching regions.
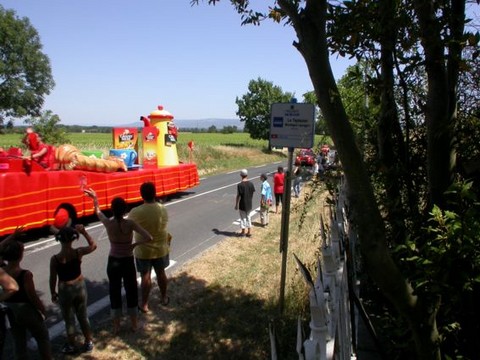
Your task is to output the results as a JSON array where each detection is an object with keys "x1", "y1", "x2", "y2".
[
  {"x1": 457, "y1": 46, "x2": 480, "y2": 178},
  {"x1": 25, "y1": 110, "x2": 69, "y2": 145},
  {"x1": 235, "y1": 77, "x2": 293, "y2": 141},
  {"x1": 336, "y1": 64, "x2": 379, "y2": 152},
  {"x1": 301, "y1": 91, "x2": 328, "y2": 135},
  {"x1": 194, "y1": 0, "x2": 480, "y2": 358},
  {"x1": 395, "y1": 181, "x2": 480, "y2": 355},
  {"x1": 0, "y1": 6, "x2": 54, "y2": 131}
]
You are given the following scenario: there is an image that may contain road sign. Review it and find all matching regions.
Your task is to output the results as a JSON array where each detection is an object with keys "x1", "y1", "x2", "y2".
[{"x1": 270, "y1": 103, "x2": 315, "y2": 149}]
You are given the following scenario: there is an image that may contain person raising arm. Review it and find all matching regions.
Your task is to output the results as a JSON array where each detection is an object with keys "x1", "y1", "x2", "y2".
[
  {"x1": 84, "y1": 188, "x2": 152, "y2": 333},
  {"x1": 49, "y1": 224, "x2": 97, "y2": 354}
]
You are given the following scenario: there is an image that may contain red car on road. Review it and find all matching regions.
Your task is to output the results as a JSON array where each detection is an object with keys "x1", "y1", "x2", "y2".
[{"x1": 295, "y1": 148, "x2": 316, "y2": 166}]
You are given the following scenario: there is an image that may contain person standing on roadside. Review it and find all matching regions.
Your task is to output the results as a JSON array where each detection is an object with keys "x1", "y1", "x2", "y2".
[
  {"x1": 259, "y1": 173, "x2": 273, "y2": 227},
  {"x1": 235, "y1": 169, "x2": 255, "y2": 237},
  {"x1": 0, "y1": 267, "x2": 18, "y2": 357},
  {"x1": 293, "y1": 165, "x2": 302, "y2": 198},
  {"x1": 49, "y1": 225, "x2": 97, "y2": 354},
  {"x1": 313, "y1": 159, "x2": 320, "y2": 180},
  {"x1": 0, "y1": 268, "x2": 18, "y2": 301},
  {"x1": 84, "y1": 188, "x2": 152, "y2": 333},
  {"x1": 128, "y1": 182, "x2": 170, "y2": 313},
  {"x1": 1, "y1": 240, "x2": 52, "y2": 359},
  {"x1": 0, "y1": 227, "x2": 21, "y2": 358},
  {"x1": 273, "y1": 166, "x2": 285, "y2": 214}
]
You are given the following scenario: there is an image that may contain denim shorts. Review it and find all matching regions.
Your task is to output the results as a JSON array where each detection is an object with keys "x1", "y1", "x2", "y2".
[{"x1": 135, "y1": 254, "x2": 170, "y2": 274}]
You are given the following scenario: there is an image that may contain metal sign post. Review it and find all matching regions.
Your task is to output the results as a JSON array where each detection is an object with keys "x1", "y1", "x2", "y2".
[
  {"x1": 270, "y1": 102, "x2": 315, "y2": 315},
  {"x1": 279, "y1": 147, "x2": 294, "y2": 314},
  {"x1": 270, "y1": 102, "x2": 315, "y2": 149}
]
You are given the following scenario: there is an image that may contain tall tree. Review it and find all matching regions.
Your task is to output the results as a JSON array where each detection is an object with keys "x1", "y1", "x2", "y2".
[
  {"x1": 301, "y1": 91, "x2": 327, "y2": 135},
  {"x1": 0, "y1": 6, "x2": 54, "y2": 132},
  {"x1": 457, "y1": 46, "x2": 480, "y2": 178},
  {"x1": 193, "y1": 1, "x2": 478, "y2": 358},
  {"x1": 236, "y1": 77, "x2": 293, "y2": 141},
  {"x1": 25, "y1": 110, "x2": 69, "y2": 145}
]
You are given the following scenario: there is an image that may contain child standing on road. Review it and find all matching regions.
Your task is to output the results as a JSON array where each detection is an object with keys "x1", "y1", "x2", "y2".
[
  {"x1": 259, "y1": 173, "x2": 273, "y2": 226},
  {"x1": 49, "y1": 225, "x2": 97, "y2": 354}
]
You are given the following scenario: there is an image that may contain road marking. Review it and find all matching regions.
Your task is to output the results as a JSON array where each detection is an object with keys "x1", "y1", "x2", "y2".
[
  {"x1": 42, "y1": 260, "x2": 177, "y2": 342},
  {"x1": 165, "y1": 176, "x2": 261, "y2": 206},
  {"x1": 25, "y1": 223, "x2": 105, "y2": 251},
  {"x1": 26, "y1": 166, "x2": 275, "y2": 341},
  {"x1": 26, "y1": 180, "x2": 256, "y2": 250},
  {"x1": 25, "y1": 168, "x2": 274, "y2": 250},
  {"x1": 232, "y1": 208, "x2": 260, "y2": 225}
]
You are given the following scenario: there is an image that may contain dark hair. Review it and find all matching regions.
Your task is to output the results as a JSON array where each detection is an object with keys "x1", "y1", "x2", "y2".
[
  {"x1": 55, "y1": 227, "x2": 79, "y2": 243},
  {"x1": 140, "y1": 182, "x2": 156, "y2": 202},
  {"x1": 278, "y1": 166, "x2": 284, "y2": 173},
  {"x1": 1, "y1": 241, "x2": 24, "y2": 261},
  {"x1": 111, "y1": 197, "x2": 127, "y2": 221},
  {"x1": 260, "y1": 173, "x2": 267, "y2": 180}
]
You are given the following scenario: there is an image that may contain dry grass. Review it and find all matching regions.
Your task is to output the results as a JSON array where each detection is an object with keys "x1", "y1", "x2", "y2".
[
  {"x1": 58, "y1": 180, "x2": 332, "y2": 360},
  {"x1": 190, "y1": 145, "x2": 287, "y2": 177}
]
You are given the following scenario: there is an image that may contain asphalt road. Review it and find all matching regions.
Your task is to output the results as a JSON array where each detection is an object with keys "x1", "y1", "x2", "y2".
[{"x1": 18, "y1": 161, "x2": 285, "y2": 341}]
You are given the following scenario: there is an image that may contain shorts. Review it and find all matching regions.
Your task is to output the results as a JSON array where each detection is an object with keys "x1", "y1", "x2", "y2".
[
  {"x1": 135, "y1": 254, "x2": 170, "y2": 275},
  {"x1": 275, "y1": 193, "x2": 283, "y2": 205}
]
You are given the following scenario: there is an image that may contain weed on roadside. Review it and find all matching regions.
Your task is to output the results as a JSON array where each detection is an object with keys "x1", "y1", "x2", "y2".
[{"x1": 65, "y1": 181, "x2": 331, "y2": 360}]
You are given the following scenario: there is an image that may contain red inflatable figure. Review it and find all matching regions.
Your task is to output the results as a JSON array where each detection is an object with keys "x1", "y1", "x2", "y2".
[{"x1": 22, "y1": 128, "x2": 55, "y2": 170}]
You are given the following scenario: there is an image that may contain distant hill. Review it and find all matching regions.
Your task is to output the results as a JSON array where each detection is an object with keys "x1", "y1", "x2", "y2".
[
  {"x1": 119, "y1": 118, "x2": 243, "y2": 130},
  {"x1": 173, "y1": 118, "x2": 244, "y2": 130}
]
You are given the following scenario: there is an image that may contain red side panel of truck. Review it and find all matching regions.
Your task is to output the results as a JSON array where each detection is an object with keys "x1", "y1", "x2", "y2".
[{"x1": 0, "y1": 158, "x2": 199, "y2": 236}]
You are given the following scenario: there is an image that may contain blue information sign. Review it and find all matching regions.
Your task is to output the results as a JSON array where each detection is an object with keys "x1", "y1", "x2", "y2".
[{"x1": 269, "y1": 103, "x2": 315, "y2": 148}]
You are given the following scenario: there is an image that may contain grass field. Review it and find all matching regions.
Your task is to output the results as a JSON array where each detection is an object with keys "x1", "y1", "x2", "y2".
[
  {"x1": 1, "y1": 131, "x2": 330, "y2": 149},
  {"x1": 0, "y1": 132, "x2": 269, "y2": 149},
  {"x1": 1, "y1": 131, "x2": 331, "y2": 176},
  {"x1": 1, "y1": 129, "x2": 334, "y2": 358}
]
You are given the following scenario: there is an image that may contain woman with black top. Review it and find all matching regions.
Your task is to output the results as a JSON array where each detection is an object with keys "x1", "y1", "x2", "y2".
[
  {"x1": 49, "y1": 225, "x2": 97, "y2": 354},
  {"x1": 2, "y1": 240, "x2": 52, "y2": 359},
  {"x1": 84, "y1": 188, "x2": 152, "y2": 333}
]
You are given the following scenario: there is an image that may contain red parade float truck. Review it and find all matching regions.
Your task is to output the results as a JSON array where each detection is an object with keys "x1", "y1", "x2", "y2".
[{"x1": 0, "y1": 105, "x2": 199, "y2": 237}]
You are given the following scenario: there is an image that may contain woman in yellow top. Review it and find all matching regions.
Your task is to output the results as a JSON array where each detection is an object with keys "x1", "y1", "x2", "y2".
[{"x1": 128, "y1": 182, "x2": 170, "y2": 313}]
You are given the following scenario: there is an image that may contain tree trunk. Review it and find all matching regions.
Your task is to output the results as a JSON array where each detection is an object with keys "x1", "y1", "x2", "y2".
[
  {"x1": 377, "y1": 0, "x2": 407, "y2": 244},
  {"x1": 279, "y1": 0, "x2": 441, "y2": 357},
  {"x1": 413, "y1": 0, "x2": 459, "y2": 209}
]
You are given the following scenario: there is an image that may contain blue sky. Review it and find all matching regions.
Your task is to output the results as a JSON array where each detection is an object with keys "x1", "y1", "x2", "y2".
[{"x1": 2, "y1": 1, "x2": 354, "y2": 126}]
